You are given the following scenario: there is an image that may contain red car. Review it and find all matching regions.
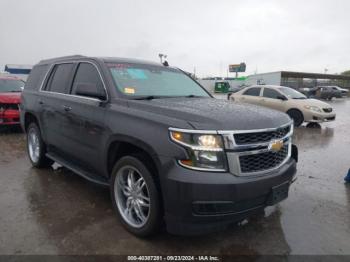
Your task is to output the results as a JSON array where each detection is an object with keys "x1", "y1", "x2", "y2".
[{"x1": 0, "y1": 76, "x2": 24, "y2": 126}]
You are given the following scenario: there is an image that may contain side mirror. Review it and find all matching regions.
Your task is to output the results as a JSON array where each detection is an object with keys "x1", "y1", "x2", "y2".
[
  {"x1": 277, "y1": 95, "x2": 287, "y2": 101},
  {"x1": 75, "y1": 83, "x2": 106, "y2": 100}
]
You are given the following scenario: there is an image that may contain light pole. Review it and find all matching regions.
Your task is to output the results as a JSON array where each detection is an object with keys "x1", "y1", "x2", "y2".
[{"x1": 159, "y1": 54, "x2": 167, "y2": 64}]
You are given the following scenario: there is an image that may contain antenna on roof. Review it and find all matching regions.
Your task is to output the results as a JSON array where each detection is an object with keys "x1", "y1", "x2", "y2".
[{"x1": 158, "y1": 53, "x2": 169, "y2": 66}]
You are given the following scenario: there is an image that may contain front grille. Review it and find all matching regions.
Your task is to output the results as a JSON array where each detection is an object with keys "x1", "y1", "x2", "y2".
[
  {"x1": 239, "y1": 144, "x2": 289, "y2": 173},
  {"x1": 0, "y1": 103, "x2": 19, "y2": 111},
  {"x1": 323, "y1": 108, "x2": 332, "y2": 113},
  {"x1": 234, "y1": 125, "x2": 290, "y2": 145}
]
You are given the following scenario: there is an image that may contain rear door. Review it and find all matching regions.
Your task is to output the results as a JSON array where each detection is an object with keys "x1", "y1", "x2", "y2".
[
  {"x1": 240, "y1": 87, "x2": 262, "y2": 105},
  {"x1": 39, "y1": 63, "x2": 76, "y2": 155},
  {"x1": 65, "y1": 62, "x2": 108, "y2": 175}
]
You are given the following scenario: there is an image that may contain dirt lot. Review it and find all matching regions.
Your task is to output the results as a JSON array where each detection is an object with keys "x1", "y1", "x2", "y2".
[{"x1": 0, "y1": 98, "x2": 349, "y2": 256}]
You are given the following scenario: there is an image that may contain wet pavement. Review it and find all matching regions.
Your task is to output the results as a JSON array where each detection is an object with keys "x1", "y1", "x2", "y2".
[{"x1": 0, "y1": 98, "x2": 349, "y2": 255}]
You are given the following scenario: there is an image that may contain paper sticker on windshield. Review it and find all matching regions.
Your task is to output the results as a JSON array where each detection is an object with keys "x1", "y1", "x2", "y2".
[
  {"x1": 127, "y1": 69, "x2": 148, "y2": 79},
  {"x1": 124, "y1": 87, "x2": 135, "y2": 94}
]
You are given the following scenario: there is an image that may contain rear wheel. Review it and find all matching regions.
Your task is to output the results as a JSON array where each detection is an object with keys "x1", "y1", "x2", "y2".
[
  {"x1": 27, "y1": 122, "x2": 53, "y2": 168},
  {"x1": 287, "y1": 109, "x2": 304, "y2": 127},
  {"x1": 110, "y1": 155, "x2": 161, "y2": 237}
]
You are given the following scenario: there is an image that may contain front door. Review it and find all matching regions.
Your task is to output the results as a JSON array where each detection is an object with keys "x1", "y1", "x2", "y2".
[{"x1": 65, "y1": 62, "x2": 109, "y2": 175}]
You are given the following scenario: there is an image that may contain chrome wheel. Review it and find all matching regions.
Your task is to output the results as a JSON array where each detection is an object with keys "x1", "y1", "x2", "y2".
[
  {"x1": 28, "y1": 127, "x2": 40, "y2": 163},
  {"x1": 114, "y1": 166, "x2": 151, "y2": 228}
]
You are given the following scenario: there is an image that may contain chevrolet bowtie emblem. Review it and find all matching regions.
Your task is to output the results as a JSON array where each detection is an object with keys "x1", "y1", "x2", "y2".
[{"x1": 268, "y1": 139, "x2": 284, "y2": 152}]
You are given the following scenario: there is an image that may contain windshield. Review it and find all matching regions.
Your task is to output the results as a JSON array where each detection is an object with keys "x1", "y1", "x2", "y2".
[
  {"x1": 279, "y1": 87, "x2": 306, "y2": 99},
  {"x1": 107, "y1": 63, "x2": 210, "y2": 98},
  {"x1": 0, "y1": 79, "x2": 24, "y2": 93}
]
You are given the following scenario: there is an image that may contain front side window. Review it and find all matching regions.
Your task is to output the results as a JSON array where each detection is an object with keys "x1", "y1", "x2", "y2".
[
  {"x1": 46, "y1": 63, "x2": 74, "y2": 94},
  {"x1": 0, "y1": 79, "x2": 24, "y2": 93},
  {"x1": 71, "y1": 63, "x2": 104, "y2": 96},
  {"x1": 243, "y1": 87, "x2": 261, "y2": 96},
  {"x1": 107, "y1": 63, "x2": 209, "y2": 98},
  {"x1": 263, "y1": 88, "x2": 281, "y2": 99}
]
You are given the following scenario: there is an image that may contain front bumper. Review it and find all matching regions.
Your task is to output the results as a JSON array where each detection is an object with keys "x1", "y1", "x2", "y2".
[
  {"x1": 304, "y1": 111, "x2": 336, "y2": 123},
  {"x1": 160, "y1": 156, "x2": 297, "y2": 235}
]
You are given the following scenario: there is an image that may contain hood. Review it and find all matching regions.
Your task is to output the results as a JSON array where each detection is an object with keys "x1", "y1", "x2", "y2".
[
  {"x1": 295, "y1": 98, "x2": 332, "y2": 108},
  {"x1": 128, "y1": 97, "x2": 291, "y2": 130},
  {"x1": 0, "y1": 92, "x2": 21, "y2": 104}
]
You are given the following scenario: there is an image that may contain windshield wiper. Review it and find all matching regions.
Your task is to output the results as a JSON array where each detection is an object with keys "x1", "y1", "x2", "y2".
[
  {"x1": 184, "y1": 95, "x2": 204, "y2": 98},
  {"x1": 132, "y1": 95, "x2": 165, "y2": 100},
  {"x1": 132, "y1": 95, "x2": 204, "y2": 100}
]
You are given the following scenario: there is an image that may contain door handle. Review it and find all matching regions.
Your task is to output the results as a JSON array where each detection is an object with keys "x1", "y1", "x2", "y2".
[{"x1": 63, "y1": 105, "x2": 72, "y2": 112}]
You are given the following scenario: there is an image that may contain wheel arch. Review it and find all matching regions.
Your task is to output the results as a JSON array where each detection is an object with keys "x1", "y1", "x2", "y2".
[
  {"x1": 24, "y1": 112, "x2": 39, "y2": 132},
  {"x1": 105, "y1": 135, "x2": 162, "y2": 180}
]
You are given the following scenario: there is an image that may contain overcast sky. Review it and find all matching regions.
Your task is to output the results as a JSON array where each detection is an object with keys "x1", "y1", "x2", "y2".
[{"x1": 1, "y1": 0, "x2": 349, "y2": 77}]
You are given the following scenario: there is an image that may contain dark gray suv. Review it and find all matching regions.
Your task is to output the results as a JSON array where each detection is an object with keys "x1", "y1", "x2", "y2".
[{"x1": 20, "y1": 55, "x2": 298, "y2": 236}]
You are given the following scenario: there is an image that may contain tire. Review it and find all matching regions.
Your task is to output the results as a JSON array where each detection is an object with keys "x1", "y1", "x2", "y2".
[
  {"x1": 287, "y1": 109, "x2": 304, "y2": 127},
  {"x1": 110, "y1": 155, "x2": 161, "y2": 237},
  {"x1": 26, "y1": 122, "x2": 53, "y2": 168}
]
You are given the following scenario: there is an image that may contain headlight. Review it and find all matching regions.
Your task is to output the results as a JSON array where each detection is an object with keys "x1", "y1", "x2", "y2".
[
  {"x1": 304, "y1": 105, "x2": 322, "y2": 113},
  {"x1": 170, "y1": 130, "x2": 227, "y2": 171}
]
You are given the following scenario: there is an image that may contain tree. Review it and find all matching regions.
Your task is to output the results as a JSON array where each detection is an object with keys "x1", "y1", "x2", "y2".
[{"x1": 341, "y1": 70, "x2": 350, "y2": 76}]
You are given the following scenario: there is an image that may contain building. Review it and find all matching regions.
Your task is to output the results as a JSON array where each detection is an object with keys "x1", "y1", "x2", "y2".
[
  {"x1": 4, "y1": 64, "x2": 33, "y2": 80},
  {"x1": 246, "y1": 71, "x2": 350, "y2": 90}
]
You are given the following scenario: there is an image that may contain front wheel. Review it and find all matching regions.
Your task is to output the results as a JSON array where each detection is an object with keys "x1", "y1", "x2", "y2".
[
  {"x1": 110, "y1": 155, "x2": 161, "y2": 237},
  {"x1": 287, "y1": 109, "x2": 304, "y2": 127}
]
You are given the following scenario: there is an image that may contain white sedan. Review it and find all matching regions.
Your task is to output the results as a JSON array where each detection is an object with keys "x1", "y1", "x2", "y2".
[{"x1": 230, "y1": 85, "x2": 336, "y2": 126}]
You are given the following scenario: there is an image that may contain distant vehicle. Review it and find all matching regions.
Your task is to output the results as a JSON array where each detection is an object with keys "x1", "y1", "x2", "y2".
[
  {"x1": 317, "y1": 86, "x2": 343, "y2": 100},
  {"x1": 303, "y1": 86, "x2": 342, "y2": 100},
  {"x1": 329, "y1": 86, "x2": 349, "y2": 97},
  {"x1": 0, "y1": 77, "x2": 24, "y2": 126},
  {"x1": 214, "y1": 81, "x2": 230, "y2": 93},
  {"x1": 230, "y1": 85, "x2": 336, "y2": 126}
]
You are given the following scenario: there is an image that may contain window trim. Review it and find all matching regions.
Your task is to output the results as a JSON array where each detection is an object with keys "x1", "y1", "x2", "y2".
[{"x1": 39, "y1": 61, "x2": 109, "y2": 102}]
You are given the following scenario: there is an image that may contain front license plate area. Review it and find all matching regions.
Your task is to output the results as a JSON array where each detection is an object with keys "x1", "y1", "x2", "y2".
[{"x1": 267, "y1": 181, "x2": 290, "y2": 205}]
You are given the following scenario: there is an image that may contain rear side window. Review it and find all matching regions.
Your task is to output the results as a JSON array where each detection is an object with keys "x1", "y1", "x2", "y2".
[
  {"x1": 25, "y1": 64, "x2": 49, "y2": 90},
  {"x1": 45, "y1": 63, "x2": 74, "y2": 94},
  {"x1": 71, "y1": 63, "x2": 104, "y2": 95},
  {"x1": 243, "y1": 87, "x2": 261, "y2": 96},
  {"x1": 263, "y1": 88, "x2": 280, "y2": 99}
]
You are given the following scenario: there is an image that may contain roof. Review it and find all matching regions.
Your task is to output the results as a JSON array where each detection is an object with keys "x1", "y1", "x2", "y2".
[
  {"x1": 4, "y1": 64, "x2": 33, "y2": 75},
  {"x1": 249, "y1": 71, "x2": 350, "y2": 80},
  {"x1": 280, "y1": 71, "x2": 350, "y2": 80},
  {"x1": 38, "y1": 55, "x2": 161, "y2": 67},
  {"x1": 250, "y1": 84, "x2": 287, "y2": 89}
]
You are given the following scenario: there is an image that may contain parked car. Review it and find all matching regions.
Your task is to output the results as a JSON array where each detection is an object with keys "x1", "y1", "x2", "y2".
[
  {"x1": 330, "y1": 86, "x2": 349, "y2": 97},
  {"x1": 230, "y1": 85, "x2": 336, "y2": 126},
  {"x1": 318, "y1": 86, "x2": 343, "y2": 100},
  {"x1": 0, "y1": 76, "x2": 24, "y2": 126},
  {"x1": 21, "y1": 56, "x2": 298, "y2": 236}
]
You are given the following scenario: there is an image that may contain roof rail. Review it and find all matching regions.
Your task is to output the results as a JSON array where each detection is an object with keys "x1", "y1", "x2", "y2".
[{"x1": 38, "y1": 55, "x2": 86, "y2": 64}]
